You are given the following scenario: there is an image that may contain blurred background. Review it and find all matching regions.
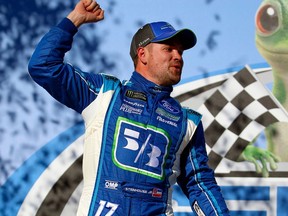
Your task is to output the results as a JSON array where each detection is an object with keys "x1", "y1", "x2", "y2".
[{"x1": 3, "y1": 0, "x2": 288, "y2": 215}]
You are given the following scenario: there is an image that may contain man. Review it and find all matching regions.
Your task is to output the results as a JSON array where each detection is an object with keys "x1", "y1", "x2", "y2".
[{"x1": 28, "y1": 0, "x2": 230, "y2": 215}]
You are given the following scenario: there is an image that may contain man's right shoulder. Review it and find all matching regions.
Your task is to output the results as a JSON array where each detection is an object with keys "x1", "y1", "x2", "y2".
[
  {"x1": 99, "y1": 73, "x2": 122, "y2": 92},
  {"x1": 100, "y1": 73, "x2": 120, "y2": 82}
]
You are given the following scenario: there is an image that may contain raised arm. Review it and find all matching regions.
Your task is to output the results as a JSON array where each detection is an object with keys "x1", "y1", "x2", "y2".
[{"x1": 28, "y1": 1, "x2": 105, "y2": 113}]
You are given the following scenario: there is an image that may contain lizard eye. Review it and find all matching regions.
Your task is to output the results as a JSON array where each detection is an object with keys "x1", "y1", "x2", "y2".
[{"x1": 255, "y1": 4, "x2": 280, "y2": 36}]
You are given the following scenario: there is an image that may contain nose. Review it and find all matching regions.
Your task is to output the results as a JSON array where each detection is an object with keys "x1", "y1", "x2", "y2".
[{"x1": 173, "y1": 49, "x2": 183, "y2": 61}]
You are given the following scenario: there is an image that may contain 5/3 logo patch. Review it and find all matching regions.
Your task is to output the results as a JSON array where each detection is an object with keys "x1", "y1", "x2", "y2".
[{"x1": 112, "y1": 117, "x2": 171, "y2": 180}]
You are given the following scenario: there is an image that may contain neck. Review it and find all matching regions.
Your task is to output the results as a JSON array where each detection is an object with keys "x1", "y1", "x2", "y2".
[{"x1": 272, "y1": 67, "x2": 288, "y2": 109}]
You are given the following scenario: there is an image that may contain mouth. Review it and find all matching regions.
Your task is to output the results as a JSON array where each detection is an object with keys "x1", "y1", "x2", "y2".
[
  {"x1": 256, "y1": 40, "x2": 288, "y2": 68},
  {"x1": 256, "y1": 39, "x2": 288, "y2": 56},
  {"x1": 171, "y1": 63, "x2": 182, "y2": 69},
  {"x1": 171, "y1": 66, "x2": 182, "y2": 74}
]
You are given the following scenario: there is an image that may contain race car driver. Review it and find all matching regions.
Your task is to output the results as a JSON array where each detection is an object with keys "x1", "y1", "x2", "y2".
[{"x1": 28, "y1": 0, "x2": 230, "y2": 215}]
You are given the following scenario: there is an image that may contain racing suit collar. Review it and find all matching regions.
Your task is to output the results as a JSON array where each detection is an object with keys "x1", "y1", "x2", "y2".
[{"x1": 130, "y1": 71, "x2": 173, "y2": 95}]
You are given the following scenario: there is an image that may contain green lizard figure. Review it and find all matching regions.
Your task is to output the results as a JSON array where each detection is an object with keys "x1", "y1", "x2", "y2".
[{"x1": 240, "y1": 0, "x2": 288, "y2": 177}]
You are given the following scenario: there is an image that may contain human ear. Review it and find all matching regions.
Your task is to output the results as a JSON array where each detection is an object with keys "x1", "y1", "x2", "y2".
[{"x1": 137, "y1": 47, "x2": 147, "y2": 64}]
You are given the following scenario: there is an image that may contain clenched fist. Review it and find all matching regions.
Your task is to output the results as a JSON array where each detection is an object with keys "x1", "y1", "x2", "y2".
[{"x1": 67, "y1": 0, "x2": 104, "y2": 28}]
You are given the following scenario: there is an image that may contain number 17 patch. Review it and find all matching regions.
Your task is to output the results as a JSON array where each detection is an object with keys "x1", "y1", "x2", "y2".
[{"x1": 112, "y1": 117, "x2": 171, "y2": 180}]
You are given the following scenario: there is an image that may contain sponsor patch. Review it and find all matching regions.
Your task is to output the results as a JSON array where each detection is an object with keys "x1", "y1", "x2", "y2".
[
  {"x1": 123, "y1": 99, "x2": 144, "y2": 108},
  {"x1": 105, "y1": 180, "x2": 119, "y2": 190},
  {"x1": 123, "y1": 186, "x2": 163, "y2": 199},
  {"x1": 160, "y1": 100, "x2": 180, "y2": 114},
  {"x1": 151, "y1": 188, "x2": 163, "y2": 198},
  {"x1": 124, "y1": 187, "x2": 148, "y2": 194},
  {"x1": 156, "y1": 108, "x2": 180, "y2": 121},
  {"x1": 113, "y1": 117, "x2": 170, "y2": 180},
  {"x1": 120, "y1": 103, "x2": 143, "y2": 115},
  {"x1": 156, "y1": 116, "x2": 177, "y2": 127},
  {"x1": 125, "y1": 90, "x2": 147, "y2": 102}
]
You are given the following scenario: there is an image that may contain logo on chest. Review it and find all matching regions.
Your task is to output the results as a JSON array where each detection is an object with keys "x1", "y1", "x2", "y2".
[
  {"x1": 159, "y1": 100, "x2": 180, "y2": 114},
  {"x1": 112, "y1": 117, "x2": 171, "y2": 180},
  {"x1": 125, "y1": 90, "x2": 147, "y2": 102}
]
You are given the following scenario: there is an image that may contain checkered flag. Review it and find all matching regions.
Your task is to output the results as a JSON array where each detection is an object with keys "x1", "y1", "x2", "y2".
[{"x1": 198, "y1": 66, "x2": 288, "y2": 171}]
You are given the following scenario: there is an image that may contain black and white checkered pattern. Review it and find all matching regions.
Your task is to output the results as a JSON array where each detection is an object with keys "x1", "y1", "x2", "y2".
[{"x1": 198, "y1": 66, "x2": 288, "y2": 171}]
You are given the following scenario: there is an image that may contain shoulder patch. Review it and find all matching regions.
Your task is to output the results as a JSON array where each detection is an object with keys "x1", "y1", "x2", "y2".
[
  {"x1": 100, "y1": 73, "x2": 121, "y2": 92},
  {"x1": 186, "y1": 108, "x2": 202, "y2": 117},
  {"x1": 183, "y1": 107, "x2": 202, "y2": 126},
  {"x1": 101, "y1": 73, "x2": 119, "y2": 82}
]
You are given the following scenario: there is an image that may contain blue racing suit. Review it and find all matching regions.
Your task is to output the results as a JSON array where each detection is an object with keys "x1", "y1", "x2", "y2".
[{"x1": 28, "y1": 18, "x2": 229, "y2": 216}]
